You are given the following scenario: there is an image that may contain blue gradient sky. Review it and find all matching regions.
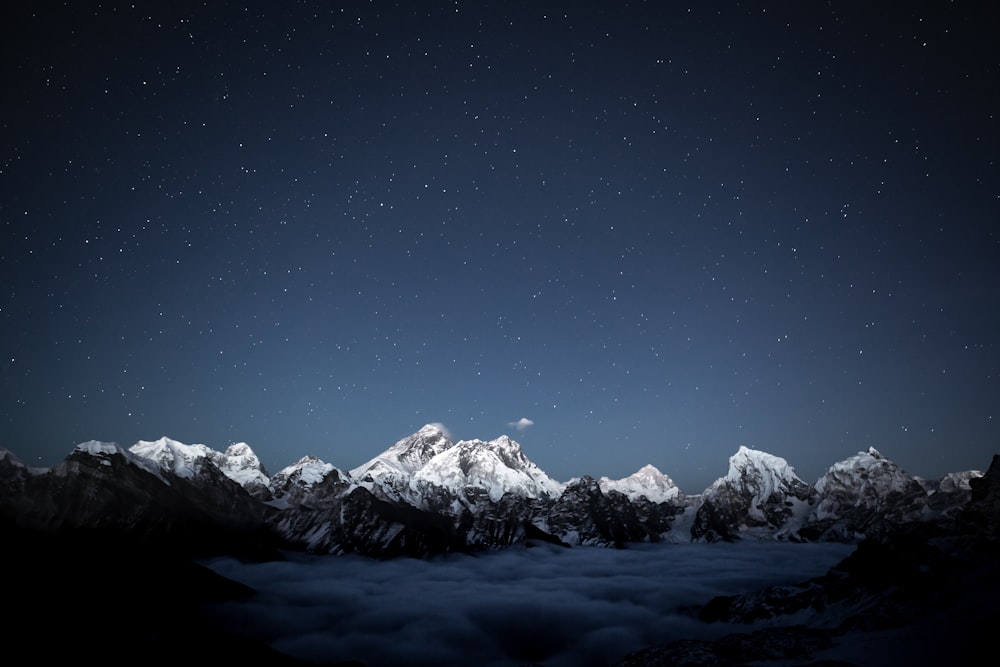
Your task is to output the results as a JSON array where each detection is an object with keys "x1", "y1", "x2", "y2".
[{"x1": 2, "y1": 2, "x2": 997, "y2": 492}]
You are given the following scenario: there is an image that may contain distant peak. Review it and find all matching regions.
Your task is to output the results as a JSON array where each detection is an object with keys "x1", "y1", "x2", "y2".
[
  {"x1": 75, "y1": 440, "x2": 123, "y2": 456},
  {"x1": 867, "y1": 446, "x2": 884, "y2": 459}
]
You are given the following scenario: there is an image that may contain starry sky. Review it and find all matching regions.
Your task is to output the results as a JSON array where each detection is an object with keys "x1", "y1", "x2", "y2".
[{"x1": 2, "y1": 2, "x2": 997, "y2": 492}]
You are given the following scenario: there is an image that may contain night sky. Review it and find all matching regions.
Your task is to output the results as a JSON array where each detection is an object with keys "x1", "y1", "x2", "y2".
[{"x1": 2, "y1": 2, "x2": 997, "y2": 492}]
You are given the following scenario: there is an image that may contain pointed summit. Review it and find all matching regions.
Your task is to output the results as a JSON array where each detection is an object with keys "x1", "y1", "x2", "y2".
[
  {"x1": 351, "y1": 424, "x2": 455, "y2": 480},
  {"x1": 724, "y1": 446, "x2": 807, "y2": 498},
  {"x1": 692, "y1": 446, "x2": 815, "y2": 541}
]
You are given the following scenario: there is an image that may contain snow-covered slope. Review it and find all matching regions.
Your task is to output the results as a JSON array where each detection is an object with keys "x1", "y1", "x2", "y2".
[
  {"x1": 128, "y1": 436, "x2": 273, "y2": 498},
  {"x1": 213, "y1": 442, "x2": 270, "y2": 491},
  {"x1": 352, "y1": 423, "x2": 454, "y2": 478},
  {"x1": 129, "y1": 436, "x2": 218, "y2": 479},
  {"x1": 413, "y1": 435, "x2": 563, "y2": 504},
  {"x1": 692, "y1": 446, "x2": 815, "y2": 541},
  {"x1": 599, "y1": 464, "x2": 683, "y2": 504},
  {"x1": 351, "y1": 424, "x2": 455, "y2": 501}
]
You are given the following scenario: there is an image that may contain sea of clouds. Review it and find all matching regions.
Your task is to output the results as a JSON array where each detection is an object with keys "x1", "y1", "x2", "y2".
[{"x1": 202, "y1": 541, "x2": 854, "y2": 667}]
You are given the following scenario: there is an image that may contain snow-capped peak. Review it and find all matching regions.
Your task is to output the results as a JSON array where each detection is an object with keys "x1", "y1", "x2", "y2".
[
  {"x1": 721, "y1": 445, "x2": 806, "y2": 493},
  {"x1": 215, "y1": 442, "x2": 270, "y2": 488},
  {"x1": 129, "y1": 436, "x2": 216, "y2": 479},
  {"x1": 351, "y1": 423, "x2": 455, "y2": 480},
  {"x1": 76, "y1": 440, "x2": 127, "y2": 458},
  {"x1": 599, "y1": 464, "x2": 683, "y2": 503},
  {"x1": 412, "y1": 435, "x2": 563, "y2": 502},
  {"x1": 814, "y1": 447, "x2": 917, "y2": 497},
  {"x1": 274, "y1": 455, "x2": 337, "y2": 488}
]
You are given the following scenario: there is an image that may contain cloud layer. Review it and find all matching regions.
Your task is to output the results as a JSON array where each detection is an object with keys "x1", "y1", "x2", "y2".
[{"x1": 202, "y1": 542, "x2": 853, "y2": 667}]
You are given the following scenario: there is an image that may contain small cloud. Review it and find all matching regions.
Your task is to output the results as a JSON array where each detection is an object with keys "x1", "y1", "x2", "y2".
[{"x1": 508, "y1": 418, "x2": 535, "y2": 431}]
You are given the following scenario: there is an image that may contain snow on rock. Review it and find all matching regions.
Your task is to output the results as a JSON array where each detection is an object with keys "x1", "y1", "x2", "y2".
[
  {"x1": 214, "y1": 442, "x2": 270, "y2": 489},
  {"x1": 811, "y1": 447, "x2": 921, "y2": 516},
  {"x1": 268, "y1": 455, "x2": 357, "y2": 510},
  {"x1": 692, "y1": 446, "x2": 815, "y2": 541},
  {"x1": 801, "y1": 447, "x2": 929, "y2": 541},
  {"x1": 412, "y1": 435, "x2": 563, "y2": 503},
  {"x1": 75, "y1": 440, "x2": 123, "y2": 457},
  {"x1": 725, "y1": 446, "x2": 807, "y2": 502},
  {"x1": 73, "y1": 440, "x2": 162, "y2": 477},
  {"x1": 599, "y1": 464, "x2": 684, "y2": 504},
  {"x1": 129, "y1": 436, "x2": 217, "y2": 479},
  {"x1": 350, "y1": 424, "x2": 455, "y2": 501},
  {"x1": 352, "y1": 423, "x2": 454, "y2": 479},
  {"x1": 934, "y1": 469, "x2": 983, "y2": 495},
  {"x1": 273, "y1": 455, "x2": 338, "y2": 489}
]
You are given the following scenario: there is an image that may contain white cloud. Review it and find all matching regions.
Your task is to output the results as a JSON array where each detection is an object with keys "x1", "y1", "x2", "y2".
[{"x1": 508, "y1": 417, "x2": 535, "y2": 431}]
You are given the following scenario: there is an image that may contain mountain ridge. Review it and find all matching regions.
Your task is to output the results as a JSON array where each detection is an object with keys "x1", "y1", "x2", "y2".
[{"x1": 0, "y1": 425, "x2": 985, "y2": 558}]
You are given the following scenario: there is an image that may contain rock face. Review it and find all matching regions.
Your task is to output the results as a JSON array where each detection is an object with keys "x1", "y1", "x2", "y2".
[
  {"x1": 692, "y1": 446, "x2": 815, "y2": 542},
  {"x1": 799, "y1": 447, "x2": 934, "y2": 541},
  {"x1": 539, "y1": 476, "x2": 647, "y2": 547}
]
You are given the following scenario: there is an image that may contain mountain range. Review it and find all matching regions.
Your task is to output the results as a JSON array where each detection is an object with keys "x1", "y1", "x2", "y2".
[{"x1": 0, "y1": 424, "x2": 982, "y2": 558}]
